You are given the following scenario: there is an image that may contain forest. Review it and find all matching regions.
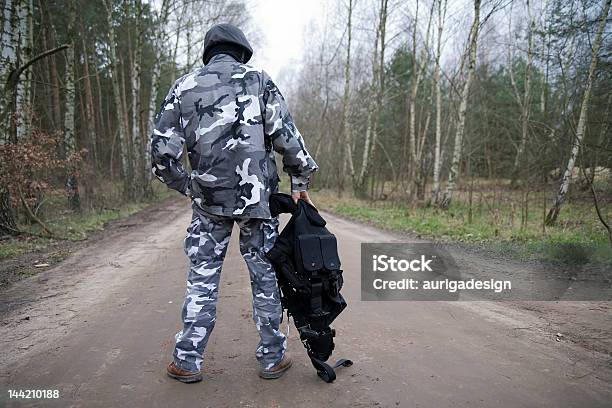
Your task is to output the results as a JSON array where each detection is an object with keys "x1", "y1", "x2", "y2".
[
  {"x1": 285, "y1": 0, "x2": 611, "y2": 260},
  {"x1": 0, "y1": 0, "x2": 253, "y2": 244},
  {"x1": 1, "y1": 0, "x2": 611, "y2": 264}
]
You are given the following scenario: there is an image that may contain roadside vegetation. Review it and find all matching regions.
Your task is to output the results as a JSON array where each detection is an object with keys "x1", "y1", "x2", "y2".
[
  {"x1": 2, "y1": 1, "x2": 611, "y2": 272},
  {"x1": 0, "y1": 182, "x2": 171, "y2": 261},
  {"x1": 316, "y1": 183, "x2": 612, "y2": 266},
  {"x1": 291, "y1": 0, "x2": 611, "y2": 267},
  {"x1": 0, "y1": 1, "x2": 249, "y2": 269}
]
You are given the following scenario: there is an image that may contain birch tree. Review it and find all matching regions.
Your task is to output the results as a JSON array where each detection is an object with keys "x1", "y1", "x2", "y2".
[
  {"x1": 130, "y1": 0, "x2": 144, "y2": 195},
  {"x1": 355, "y1": 7, "x2": 381, "y2": 192},
  {"x1": 104, "y1": 0, "x2": 130, "y2": 194},
  {"x1": 0, "y1": 33, "x2": 66, "y2": 232},
  {"x1": 510, "y1": 0, "x2": 536, "y2": 183},
  {"x1": 356, "y1": 0, "x2": 388, "y2": 195},
  {"x1": 545, "y1": 0, "x2": 611, "y2": 225},
  {"x1": 431, "y1": 0, "x2": 448, "y2": 204},
  {"x1": 407, "y1": 0, "x2": 434, "y2": 202},
  {"x1": 439, "y1": 0, "x2": 481, "y2": 209},
  {"x1": 63, "y1": 0, "x2": 79, "y2": 210},
  {"x1": 144, "y1": 0, "x2": 171, "y2": 196},
  {"x1": 1, "y1": 0, "x2": 21, "y2": 142},
  {"x1": 15, "y1": 0, "x2": 33, "y2": 140},
  {"x1": 341, "y1": 0, "x2": 354, "y2": 192}
]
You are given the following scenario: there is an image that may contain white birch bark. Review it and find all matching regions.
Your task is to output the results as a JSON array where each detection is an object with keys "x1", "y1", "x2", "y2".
[
  {"x1": 130, "y1": 0, "x2": 143, "y2": 194},
  {"x1": 1, "y1": 0, "x2": 27, "y2": 142},
  {"x1": 63, "y1": 0, "x2": 79, "y2": 210},
  {"x1": 15, "y1": 0, "x2": 32, "y2": 140},
  {"x1": 539, "y1": 0, "x2": 550, "y2": 114},
  {"x1": 545, "y1": 0, "x2": 611, "y2": 224},
  {"x1": 0, "y1": 0, "x2": 17, "y2": 141},
  {"x1": 440, "y1": 0, "x2": 481, "y2": 209},
  {"x1": 431, "y1": 0, "x2": 448, "y2": 204}
]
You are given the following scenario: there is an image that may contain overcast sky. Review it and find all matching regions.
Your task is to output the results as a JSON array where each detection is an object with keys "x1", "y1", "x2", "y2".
[{"x1": 248, "y1": 0, "x2": 326, "y2": 81}]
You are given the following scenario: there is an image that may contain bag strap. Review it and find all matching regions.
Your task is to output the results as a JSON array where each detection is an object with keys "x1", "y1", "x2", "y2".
[
  {"x1": 309, "y1": 355, "x2": 353, "y2": 383},
  {"x1": 310, "y1": 280, "x2": 325, "y2": 315}
]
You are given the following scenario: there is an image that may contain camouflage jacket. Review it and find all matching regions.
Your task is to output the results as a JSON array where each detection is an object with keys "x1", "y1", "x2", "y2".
[{"x1": 150, "y1": 54, "x2": 318, "y2": 219}]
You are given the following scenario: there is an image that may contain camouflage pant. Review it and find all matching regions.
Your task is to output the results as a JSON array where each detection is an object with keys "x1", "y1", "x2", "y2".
[{"x1": 173, "y1": 207, "x2": 286, "y2": 372}]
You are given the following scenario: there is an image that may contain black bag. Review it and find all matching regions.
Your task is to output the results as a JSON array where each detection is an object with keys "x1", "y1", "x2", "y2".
[{"x1": 266, "y1": 193, "x2": 352, "y2": 383}]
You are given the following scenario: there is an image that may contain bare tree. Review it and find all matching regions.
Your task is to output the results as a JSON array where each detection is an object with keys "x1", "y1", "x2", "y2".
[
  {"x1": 144, "y1": 0, "x2": 171, "y2": 197},
  {"x1": 104, "y1": 0, "x2": 130, "y2": 193},
  {"x1": 130, "y1": 0, "x2": 144, "y2": 196},
  {"x1": 431, "y1": 0, "x2": 448, "y2": 204},
  {"x1": 407, "y1": 0, "x2": 434, "y2": 203},
  {"x1": 63, "y1": 0, "x2": 79, "y2": 210},
  {"x1": 510, "y1": 0, "x2": 536, "y2": 183},
  {"x1": 356, "y1": 0, "x2": 388, "y2": 195},
  {"x1": 81, "y1": 25, "x2": 97, "y2": 169},
  {"x1": 439, "y1": 0, "x2": 481, "y2": 209},
  {"x1": 341, "y1": 0, "x2": 355, "y2": 191},
  {"x1": 15, "y1": 0, "x2": 33, "y2": 140},
  {"x1": 545, "y1": 0, "x2": 611, "y2": 225}
]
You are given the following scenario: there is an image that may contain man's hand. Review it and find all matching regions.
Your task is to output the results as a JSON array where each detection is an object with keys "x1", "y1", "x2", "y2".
[{"x1": 291, "y1": 191, "x2": 315, "y2": 208}]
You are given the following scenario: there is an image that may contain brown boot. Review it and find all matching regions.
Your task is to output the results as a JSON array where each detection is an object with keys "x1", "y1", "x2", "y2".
[
  {"x1": 259, "y1": 355, "x2": 293, "y2": 379},
  {"x1": 166, "y1": 362, "x2": 203, "y2": 383}
]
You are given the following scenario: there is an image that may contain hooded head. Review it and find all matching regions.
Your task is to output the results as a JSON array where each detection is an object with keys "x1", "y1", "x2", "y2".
[{"x1": 202, "y1": 23, "x2": 253, "y2": 65}]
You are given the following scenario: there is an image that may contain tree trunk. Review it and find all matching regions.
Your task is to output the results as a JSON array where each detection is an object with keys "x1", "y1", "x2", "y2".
[
  {"x1": 130, "y1": 0, "x2": 144, "y2": 197},
  {"x1": 431, "y1": 0, "x2": 447, "y2": 204},
  {"x1": 81, "y1": 24, "x2": 97, "y2": 171},
  {"x1": 369, "y1": 0, "x2": 388, "y2": 194},
  {"x1": 63, "y1": 0, "x2": 79, "y2": 211},
  {"x1": 15, "y1": 0, "x2": 33, "y2": 140},
  {"x1": 439, "y1": 0, "x2": 481, "y2": 209},
  {"x1": 0, "y1": 185, "x2": 17, "y2": 235},
  {"x1": 511, "y1": 0, "x2": 535, "y2": 183},
  {"x1": 357, "y1": 0, "x2": 388, "y2": 197},
  {"x1": 42, "y1": 1, "x2": 63, "y2": 137},
  {"x1": 94, "y1": 56, "x2": 106, "y2": 154},
  {"x1": 1, "y1": 0, "x2": 19, "y2": 142},
  {"x1": 1, "y1": 45, "x2": 68, "y2": 143},
  {"x1": 341, "y1": 0, "x2": 354, "y2": 192},
  {"x1": 144, "y1": 0, "x2": 171, "y2": 197},
  {"x1": 104, "y1": 0, "x2": 130, "y2": 195},
  {"x1": 545, "y1": 0, "x2": 611, "y2": 225},
  {"x1": 408, "y1": 0, "x2": 434, "y2": 203}
]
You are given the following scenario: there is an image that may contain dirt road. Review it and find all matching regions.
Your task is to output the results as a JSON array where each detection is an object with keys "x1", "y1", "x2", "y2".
[{"x1": 1, "y1": 199, "x2": 611, "y2": 407}]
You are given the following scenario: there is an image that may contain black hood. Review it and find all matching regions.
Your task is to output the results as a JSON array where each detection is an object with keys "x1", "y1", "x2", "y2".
[{"x1": 202, "y1": 23, "x2": 253, "y2": 65}]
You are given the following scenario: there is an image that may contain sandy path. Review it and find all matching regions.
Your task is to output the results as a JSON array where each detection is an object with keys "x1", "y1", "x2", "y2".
[{"x1": 1, "y1": 199, "x2": 610, "y2": 407}]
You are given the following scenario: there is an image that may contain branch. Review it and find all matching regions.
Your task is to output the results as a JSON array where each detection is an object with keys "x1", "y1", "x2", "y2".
[
  {"x1": 7, "y1": 45, "x2": 69, "y2": 86},
  {"x1": 17, "y1": 185, "x2": 54, "y2": 237},
  {"x1": 580, "y1": 166, "x2": 612, "y2": 246}
]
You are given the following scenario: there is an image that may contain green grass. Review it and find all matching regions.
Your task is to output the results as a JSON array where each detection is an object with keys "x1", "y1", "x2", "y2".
[
  {"x1": 0, "y1": 237, "x2": 53, "y2": 259},
  {"x1": 44, "y1": 202, "x2": 150, "y2": 240},
  {"x1": 315, "y1": 188, "x2": 612, "y2": 266},
  {"x1": 0, "y1": 183, "x2": 173, "y2": 261}
]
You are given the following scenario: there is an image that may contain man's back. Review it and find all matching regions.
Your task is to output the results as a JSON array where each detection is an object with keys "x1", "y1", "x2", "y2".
[
  {"x1": 175, "y1": 55, "x2": 272, "y2": 218},
  {"x1": 151, "y1": 53, "x2": 317, "y2": 219},
  {"x1": 153, "y1": 22, "x2": 316, "y2": 383}
]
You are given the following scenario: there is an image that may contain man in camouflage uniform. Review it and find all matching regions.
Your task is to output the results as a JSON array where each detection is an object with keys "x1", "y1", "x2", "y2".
[{"x1": 150, "y1": 23, "x2": 318, "y2": 383}]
